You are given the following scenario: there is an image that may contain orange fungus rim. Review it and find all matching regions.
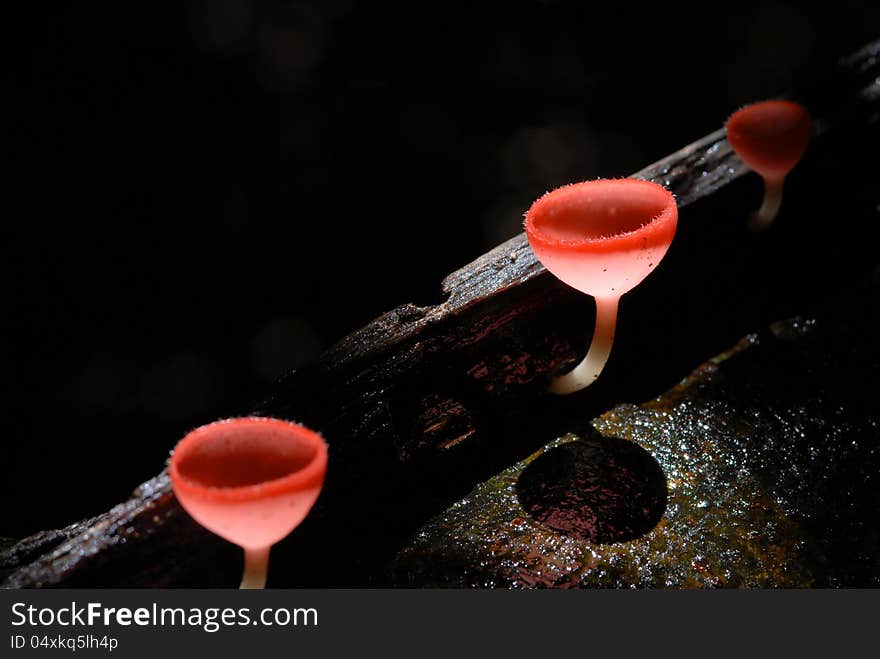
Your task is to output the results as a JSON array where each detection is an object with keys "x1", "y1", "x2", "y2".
[
  {"x1": 725, "y1": 99, "x2": 812, "y2": 176},
  {"x1": 169, "y1": 416, "x2": 328, "y2": 503},
  {"x1": 726, "y1": 99, "x2": 811, "y2": 134},
  {"x1": 524, "y1": 178, "x2": 677, "y2": 253}
]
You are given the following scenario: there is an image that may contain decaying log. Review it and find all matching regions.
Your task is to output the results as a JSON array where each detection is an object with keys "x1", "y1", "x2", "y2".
[
  {"x1": 390, "y1": 277, "x2": 880, "y2": 587},
  {"x1": 2, "y1": 39, "x2": 879, "y2": 587}
]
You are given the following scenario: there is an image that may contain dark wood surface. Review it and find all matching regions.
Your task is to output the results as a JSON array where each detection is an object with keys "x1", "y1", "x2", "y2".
[{"x1": 2, "y1": 38, "x2": 878, "y2": 588}]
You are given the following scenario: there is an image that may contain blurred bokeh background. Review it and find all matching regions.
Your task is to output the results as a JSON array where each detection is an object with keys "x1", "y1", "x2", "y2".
[{"x1": 4, "y1": 1, "x2": 878, "y2": 538}]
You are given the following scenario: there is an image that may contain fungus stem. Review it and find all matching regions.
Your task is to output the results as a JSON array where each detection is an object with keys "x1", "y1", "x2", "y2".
[
  {"x1": 240, "y1": 546, "x2": 270, "y2": 589},
  {"x1": 549, "y1": 295, "x2": 619, "y2": 395},
  {"x1": 748, "y1": 176, "x2": 784, "y2": 231}
]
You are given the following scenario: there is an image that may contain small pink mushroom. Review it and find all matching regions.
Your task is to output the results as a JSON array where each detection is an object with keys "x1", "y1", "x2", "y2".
[
  {"x1": 726, "y1": 100, "x2": 812, "y2": 230},
  {"x1": 169, "y1": 417, "x2": 327, "y2": 589},
  {"x1": 525, "y1": 179, "x2": 678, "y2": 394}
]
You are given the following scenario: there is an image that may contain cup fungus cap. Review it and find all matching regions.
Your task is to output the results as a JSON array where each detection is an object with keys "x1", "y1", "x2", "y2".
[
  {"x1": 169, "y1": 417, "x2": 328, "y2": 550},
  {"x1": 524, "y1": 178, "x2": 677, "y2": 394},
  {"x1": 525, "y1": 178, "x2": 677, "y2": 298},
  {"x1": 726, "y1": 100, "x2": 812, "y2": 181}
]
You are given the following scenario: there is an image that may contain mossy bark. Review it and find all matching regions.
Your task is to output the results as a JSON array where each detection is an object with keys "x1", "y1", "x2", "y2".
[{"x1": 392, "y1": 296, "x2": 880, "y2": 588}]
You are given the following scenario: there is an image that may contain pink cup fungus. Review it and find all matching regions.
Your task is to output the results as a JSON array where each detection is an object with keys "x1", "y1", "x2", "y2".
[
  {"x1": 169, "y1": 417, "x2": 328, "y2": 589},
  {"x1": 726, "y1": 100, "x2": 812, "y2": 230},
  {"x1": 525, "y1": 178, "x2": 678, "y2": 395}
]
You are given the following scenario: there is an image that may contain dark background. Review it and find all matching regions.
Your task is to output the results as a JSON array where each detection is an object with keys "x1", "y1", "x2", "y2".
[{"x1": 4, "y1": 1, "x2": 878, "y2": 539}]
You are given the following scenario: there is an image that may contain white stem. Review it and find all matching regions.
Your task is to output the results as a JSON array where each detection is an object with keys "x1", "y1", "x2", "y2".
[
  {"x1": 549, "y1": 296, "x2": 619, "y2": 395},
  {"x1": 748, "y1": 176, "x2": 784, "y2": 231},
  {"x1": 239, "y1": 546, "x2": 270, "y2": 589}
]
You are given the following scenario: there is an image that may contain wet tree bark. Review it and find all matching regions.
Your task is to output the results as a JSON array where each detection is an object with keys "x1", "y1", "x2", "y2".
[{"x1": 2, "y1": 39, "x2": 878, "y2": 588}]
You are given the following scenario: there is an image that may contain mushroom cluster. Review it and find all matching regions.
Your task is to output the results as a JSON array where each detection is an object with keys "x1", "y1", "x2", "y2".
[{"x1": 163, "y1": 96, "x2": 813, "y2": 586}]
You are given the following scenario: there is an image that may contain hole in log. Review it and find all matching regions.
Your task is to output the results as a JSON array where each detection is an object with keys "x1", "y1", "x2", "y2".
[{"x1": 516, "y1": 435, "x2": 666, "y2": 544}]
